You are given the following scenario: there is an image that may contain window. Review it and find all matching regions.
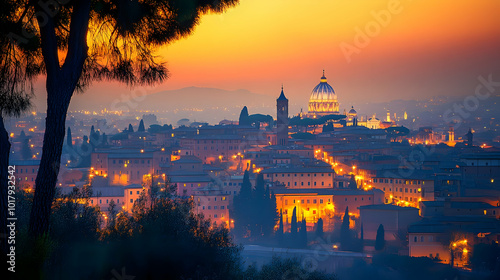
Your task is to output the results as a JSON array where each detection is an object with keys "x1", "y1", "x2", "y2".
[
  {"x1": 221, "y1": 206, "x2": 225, "y2": 209},
  {"x1": 208, "y1": 206, "x2": 211, "y2": 209},
  {"x1": 307, "y1": 200, "x2": 310, "y2": 204},
  {"x1": 136, "y1": 191, "x2": 140, "y2": 194},
  {"x1": 214, "y1": 206, "x2": 218, "y2": 210},
  {"x1": 214, "y1": 214, "x2": 217, "y2": 218},
  {"x1": 313, "y1": 199, "x2": 317, "y2": 203},
  {"x1": 374, "y1": 179, "x2": 377, "y2": 183},
  {"x1": 301, "y1": 200, "x2": 304, "y2": 204},
  {"x1": 130, "y1": 199, "x2": 133, "y2": 203},
  {"x1": 414, "y1": 236, "x2": 417, "y2": 242},
  {"x1": 420, "y1": 236, "x2": 424, "y2": 242},
  {"x1": 320, "y1": 199, "x2": 323, "y2": 204}
]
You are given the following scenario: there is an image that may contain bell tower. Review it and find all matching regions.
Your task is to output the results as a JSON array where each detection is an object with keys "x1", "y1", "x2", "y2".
[{"x1": 277, "y1": 85, "x2": 289, "y2": 146}]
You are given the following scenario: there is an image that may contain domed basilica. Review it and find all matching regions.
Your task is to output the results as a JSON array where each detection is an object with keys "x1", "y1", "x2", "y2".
[{"x1": 307, "y1": 70, "x2": 339, "y2": 117}]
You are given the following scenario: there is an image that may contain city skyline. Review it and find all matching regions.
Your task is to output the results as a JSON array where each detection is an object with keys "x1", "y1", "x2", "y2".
[{"x1": 30, "y1": 0, "x2": 500, "y2": 113}]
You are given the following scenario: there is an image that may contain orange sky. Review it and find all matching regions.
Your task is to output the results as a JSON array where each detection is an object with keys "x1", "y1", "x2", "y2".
[
  {"x1": 34, "y1": 0, "x2": 500, "y2": 110},
  {"x1": 159, "y1": 0, "x2": 500, "y2": 103}
]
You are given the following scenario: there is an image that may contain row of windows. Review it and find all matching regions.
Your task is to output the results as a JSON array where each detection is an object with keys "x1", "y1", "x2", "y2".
[
  {"x1": 202, "y1": 205, "x2": 227, "y2": 210},
  {"x1": 267, "y1": 173, "x2": 332, "y2": 178},
  {"x1": 287, "y1": 181, "x2": 328, "y2": 187},
  {"x1": 413, "y1": 235, "x2": 432, "y2": 242},
  {"x1": 374, "y1": 178, "x2": 423, "y2": 185},
  {"x1": 91, "y1": 198, "x2": 121, "y2": 204},
  {"x1": 197, "y1": 140, "x2": 238, "y2": 144},
  {"x1": 17, "y1": 177, "x2": 34, "y2": 181},
  {"x1": 198, "y1": 146, "x2": 239, "y2": 150},
  {"x1": 344, "y1": 197, "x2": 371, "y2": 201},
  {"x1": 112, "y1": 159, "x2": 150, "y2": 164},
  {"x1": 285, "y1": 198, "x2": 330, "y2": 205},
  {"x1": 19, "y1": 168, "x2": 37, "y2": 174},
  {"x1": 383, "y1": 187, "x2": 421, "y2": 194}
]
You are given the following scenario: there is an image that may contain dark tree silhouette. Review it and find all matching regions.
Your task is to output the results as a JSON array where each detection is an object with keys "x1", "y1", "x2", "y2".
[
  {"x1": 375, "y1": 224, "x2": 385, "y2": 251},
  {"x1": 341, "y1": 206, "x2": 351, "y2": 250},
  {"x1": 0, "y1": 73, "x2": 32, "y2": 255},
  {"x1": 128, "y1": 123, "x2": 134, "y2": 133},
  {"x1": 232, "y1": 170, "x2": 253, "y2": 238},
  {"x1": 300, "y1": 219, "x2": 307, "y2": 248},
  {"x1": 1, "y1": 0, "x2": 239, "y2": 237},
  {"x1": 348, "y1": 174, "x2": 357, "y2": 190},
  {"x1": 291, "y1": 206, "x2": 297, "y2": 237},
  {"x1": 66, "y1": 127, "x2": 73, "y2": 147},
  {"x1": 138, "y1": 119, "x2": 145, "y2": 132},
  {"x1": 239, "y1": 106, "x2": 250, "y2": 126},
  {"x1": 277, "y1": 210, "x2": 284, "y2": 242},
  {"x1": 316, "y1": 217, "x2": 324, "y2": 238}
]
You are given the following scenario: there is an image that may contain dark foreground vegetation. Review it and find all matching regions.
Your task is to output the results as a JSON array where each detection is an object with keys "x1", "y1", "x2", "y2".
[{"x1": 5, "y1": 187, "x2": 336, "y2": 280}]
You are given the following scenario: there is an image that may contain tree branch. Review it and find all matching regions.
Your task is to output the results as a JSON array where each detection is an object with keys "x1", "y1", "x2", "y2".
[
  {"x1": 33, "y1": 1, "x2": 59, "y2": 78},
  {"x1": 62, "y1": 0, "x2": 91, "y2": 83}
]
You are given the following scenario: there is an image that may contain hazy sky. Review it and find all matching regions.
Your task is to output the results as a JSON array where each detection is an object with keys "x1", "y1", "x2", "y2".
[{"x1": 34, "y1": 0, "x2": 500, "y2": 110}]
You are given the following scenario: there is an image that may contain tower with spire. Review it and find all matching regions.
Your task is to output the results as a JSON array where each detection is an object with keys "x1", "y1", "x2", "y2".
[{"x1": 277, "y1": 85, "x2": 289, "y2": 146}]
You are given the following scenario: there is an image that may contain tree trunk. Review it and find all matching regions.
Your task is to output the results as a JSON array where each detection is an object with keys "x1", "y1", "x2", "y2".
[
  {"x1": 28, "y1": 0, "x2": 91, "y2": 238},
  {"x1": 28, "y1": 85, "x2": 73, "y2": 237},
  {"x1": 0, "y1": 116, "x2": 11, "y2": 255}
]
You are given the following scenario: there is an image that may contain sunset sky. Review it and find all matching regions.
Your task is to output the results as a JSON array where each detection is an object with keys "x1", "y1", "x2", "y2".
[{"x1": 34, "y1": 0, "x2": 500, "y2": 110}]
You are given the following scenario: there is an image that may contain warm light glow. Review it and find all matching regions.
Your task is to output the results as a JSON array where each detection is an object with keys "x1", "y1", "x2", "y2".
[
  {"x1": 9, "y1": 133, "x2": 14, "y2": 137},
  {"x1": 161, "y1": 148, "x2": 165, "y2": 151},
  {"x1": 140, "y1": 149, "x2": 144, "y2": 153},
  {"x1": 463, "y1": 248, "x2": 468, "y2": 254}
]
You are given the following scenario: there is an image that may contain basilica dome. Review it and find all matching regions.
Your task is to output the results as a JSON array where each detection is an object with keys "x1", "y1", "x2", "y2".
[{"x1": 308, "y1": 71, "x2": 339, "y2": 116}]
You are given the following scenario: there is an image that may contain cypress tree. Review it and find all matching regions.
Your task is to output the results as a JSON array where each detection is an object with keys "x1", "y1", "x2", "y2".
[
  {"x1": 278, "y1": 210, "x2": 284, "y2": 238},
  {"x1": 341, "y1": 206, "x2": 351, "y2": 250},
  {"x1": 138, "y1": 119, "x2": 145, "y2": 132},
  {"x1": 67, "y1": 127, "x2": 73, "y2": 147},
  {"x1": 232, "y1": 170, "x2": 253, "y2": 238},
  {"x1": 128, "y1": 123, "x2": 134, "y2": 133},
  {"x1": 316, "y1": 218, "x2": 324, "y2": 238},
  {"x1": 375, "y1": 224, "x2": 385, "y2": 251},
  {"x1": 300, "y1": 219, "x2": 308, "y2": 248},
  {"x1": 291, "y1": 206, "x2": 297, "y2": 236}
]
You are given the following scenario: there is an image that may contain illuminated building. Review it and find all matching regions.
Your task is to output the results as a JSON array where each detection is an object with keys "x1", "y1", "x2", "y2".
[
  {"x1": 193, "y1": 190, "x2": 231, "y2": 228},
  {"x1": 90, "y1": 148, "x2": 170, "y2": 186},
  {"x1": 10, "y1": 160, "x2": 39, "y2": 190},
  {"x1": 372, "y1": 173, "x2": 435, "y2": 207},
  {"x1": 274, "y1": 188, "x2": 384, "y2": 231},
  {"x1": 262, "y1": 167, "x2": 336, "y2": 188},
  {"x1": 307, "y1": 70, "x2": 339, "y2": 117},
  {"x1": 167, "y1": 156, "x2": 213, "y2": 197},
  {"x1": 179, "y1": 134, "x2": 243, "y2": 164}
]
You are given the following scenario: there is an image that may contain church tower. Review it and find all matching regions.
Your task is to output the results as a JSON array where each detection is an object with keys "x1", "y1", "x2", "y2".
[{"x1": 277, "y1": 85, "x2": 289, "y2": 146}]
